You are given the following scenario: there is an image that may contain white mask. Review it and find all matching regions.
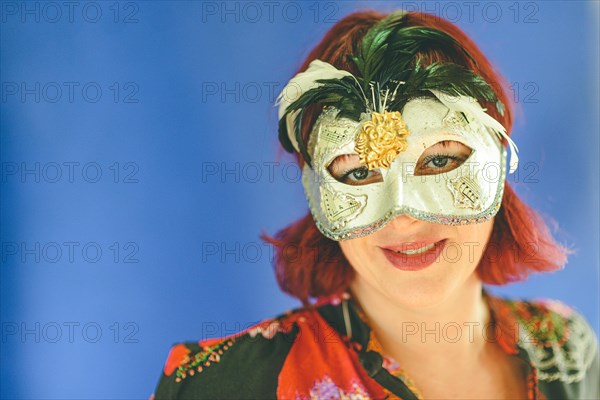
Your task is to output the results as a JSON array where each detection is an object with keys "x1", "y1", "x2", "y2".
[{"x1": 301, "y1": 92, "x2": 509, "y2": 240}]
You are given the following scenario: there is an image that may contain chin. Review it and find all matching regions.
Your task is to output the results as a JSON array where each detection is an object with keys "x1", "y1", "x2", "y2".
[
  {"x1": 382, "y1": 278, "x2": 455, "y2": 309},
  {"x1": 373, "y1": 258, "x2": 472, "y2": 309}
]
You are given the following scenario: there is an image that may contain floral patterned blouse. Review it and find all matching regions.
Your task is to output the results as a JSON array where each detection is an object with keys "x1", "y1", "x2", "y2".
[{"x1": 152, "y1": 288, "x2": 599, "y2": 399}]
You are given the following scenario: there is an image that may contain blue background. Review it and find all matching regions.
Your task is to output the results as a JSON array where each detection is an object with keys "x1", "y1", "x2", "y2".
[{"x1": 1, "y1": 1, "x2": 598, "y2": 398}]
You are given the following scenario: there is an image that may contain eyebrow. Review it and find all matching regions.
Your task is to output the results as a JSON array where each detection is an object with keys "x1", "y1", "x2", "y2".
[{"x1": 328, "y1": 154, "x2": 360, "y2": 174}]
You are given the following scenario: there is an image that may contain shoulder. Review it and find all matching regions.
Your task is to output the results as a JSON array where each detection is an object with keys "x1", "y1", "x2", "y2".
[
  {"x1": 152, "y1": 305, "x2": 319, "y2": 399},
  {"x1": 496, "y1": 294, "x2": 599, "y2": 395}
]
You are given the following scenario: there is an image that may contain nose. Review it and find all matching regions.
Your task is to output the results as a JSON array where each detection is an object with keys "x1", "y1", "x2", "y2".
[{"x1": 386, "y1": 213, "x2": 421, "y2": 230}]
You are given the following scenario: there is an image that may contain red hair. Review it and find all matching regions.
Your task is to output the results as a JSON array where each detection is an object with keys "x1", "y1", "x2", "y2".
[{"x1": 262, "y1": 10, "x2": 569, "y2": 306}]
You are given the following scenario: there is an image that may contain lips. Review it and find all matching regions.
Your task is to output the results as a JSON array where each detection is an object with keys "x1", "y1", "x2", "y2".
[
  {"x1": 381, "y1": 238, "x2": 445, "y2": 253},
  {"x1": 380, "y1": 239, "x2": 447, "y2": 271}
]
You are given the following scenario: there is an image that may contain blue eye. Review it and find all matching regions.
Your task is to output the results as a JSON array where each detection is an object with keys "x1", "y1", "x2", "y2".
[
  {"x1": 349, "y1": 167, "x2": 369, "y2": 180},
  {"x1": 328, "y1": 155, "x2": 384, "y2": 186},
  {"x1": 340, "y1": 167, "x2": 382, "y2": 185},
  {"x1": 424, "y1": 155, "x2": 454, "y2": 168},
  {"x1": 418, "y1": 153, "x2": 466, "y2": 175},
  {"x1": 432, "y1": 156, "x2": 448, "y2": 167},
  {"x1": 415, "y1": 141, "x2": 472, "y2": 176}
]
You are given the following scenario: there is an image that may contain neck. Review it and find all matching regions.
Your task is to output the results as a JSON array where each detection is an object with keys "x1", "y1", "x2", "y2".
[{"x1": 349, "y1": 274, "x2": 491, "y2": 363}]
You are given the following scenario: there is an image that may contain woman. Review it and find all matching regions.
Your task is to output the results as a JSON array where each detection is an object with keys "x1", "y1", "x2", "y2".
[{"x1": 153, "y1": 10, "x2": 599, "y2": 399}]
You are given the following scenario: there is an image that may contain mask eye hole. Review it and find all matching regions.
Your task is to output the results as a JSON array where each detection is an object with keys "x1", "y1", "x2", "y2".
[
  {"x1": 414, "y1": 140, "x2": 473, "y2": 176},
  {"x1": 327, "y1": 154, "x2": 383, "y2": 186}
]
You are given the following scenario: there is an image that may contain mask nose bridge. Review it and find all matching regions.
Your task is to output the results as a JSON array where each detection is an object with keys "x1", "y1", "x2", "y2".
[{"x1": 383, "y1": 158, "x2": 405, "y2": 212}]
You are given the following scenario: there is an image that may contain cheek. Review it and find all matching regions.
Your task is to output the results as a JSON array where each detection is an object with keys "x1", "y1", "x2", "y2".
[
  {"x1": 454, "y1": 218, "x2": 493, "y2": 239},
  {"x1": 475, "y1": 219, "x2": 494, "y2": 242},
  {"x1": 339, "y1": 240, "x2": 358, "y2": 264},
  {"x1": 339, "y1": 238, "x2": 372, "y2": 271},
  {"x1": 452, "y1": 219, "x2": 495, "y2": 261}
]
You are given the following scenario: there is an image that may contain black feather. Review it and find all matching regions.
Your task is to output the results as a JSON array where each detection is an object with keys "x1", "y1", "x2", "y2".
[
  {"x1": 388, "y1": 60, "x2": 499, "y2": 111},
  {"x1": 278, "y1": 117, "x2": 295, "y2": 153},
  {"x1": 350, "y1": 10, "x2": 408, "y2": 87},
  {"x1": 376, "y1": 26, "x2": 477, "y2": 88},
  {"x1": 293, "y1": 107, "x2": 313, "y2": 168}
]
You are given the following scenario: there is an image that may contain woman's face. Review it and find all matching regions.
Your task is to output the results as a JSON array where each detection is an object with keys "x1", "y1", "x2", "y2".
[
  {"x1": 330, "y1": 138, "x2": 495, "y2": 308},
  {"x1": 339, "y1": 213, "x2": 494, "y2": 309}
]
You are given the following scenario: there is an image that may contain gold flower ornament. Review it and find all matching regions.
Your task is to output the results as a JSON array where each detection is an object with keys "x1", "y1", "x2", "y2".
[{"x1": 354, "y1": 111, "x2": 410, "y2": 170}]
